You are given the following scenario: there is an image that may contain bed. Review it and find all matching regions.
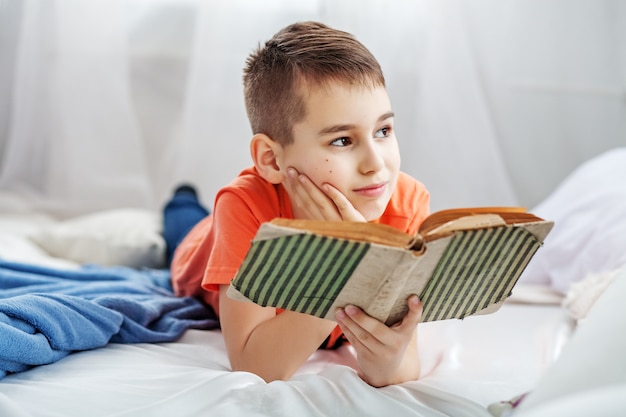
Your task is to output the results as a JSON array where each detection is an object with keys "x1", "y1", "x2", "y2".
[{"x1": 0, "y1": 148, "x2": 625, "y2": 417}]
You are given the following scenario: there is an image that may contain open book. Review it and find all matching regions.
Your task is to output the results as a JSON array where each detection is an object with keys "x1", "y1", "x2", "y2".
[{"x1": 227, "y1": 207, "x2": 553, "y2": 325}]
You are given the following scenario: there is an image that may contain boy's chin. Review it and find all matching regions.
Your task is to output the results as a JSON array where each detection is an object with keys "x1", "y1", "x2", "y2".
[{"x1": 361, "y1": 205, "x2": 388, "y2": 222}]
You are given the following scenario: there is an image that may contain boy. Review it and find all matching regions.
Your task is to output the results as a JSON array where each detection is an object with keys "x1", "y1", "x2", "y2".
[{"x1": 171, "y1": 21, "x2": 430, "y2": 387}]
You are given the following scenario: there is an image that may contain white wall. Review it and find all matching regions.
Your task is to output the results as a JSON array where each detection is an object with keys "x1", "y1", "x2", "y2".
[{"x1": 0, "y1": 0, "x2": 624, "y2": 217}]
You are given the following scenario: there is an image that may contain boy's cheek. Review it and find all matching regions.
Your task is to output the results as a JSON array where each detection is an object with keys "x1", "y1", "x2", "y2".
[{"x1": 294, "y1": 165, "x2": 326, "y2": 188}]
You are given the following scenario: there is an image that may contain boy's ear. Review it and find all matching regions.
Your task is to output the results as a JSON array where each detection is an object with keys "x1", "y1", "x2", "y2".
[{"x1": 250, "y1": 133, "x2": 285, "y2": 184}]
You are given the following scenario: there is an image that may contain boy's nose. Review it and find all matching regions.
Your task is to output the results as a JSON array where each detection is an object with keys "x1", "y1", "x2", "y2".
[{"x1": 358, "y1": 140, "x2": 385, "y2": 174}]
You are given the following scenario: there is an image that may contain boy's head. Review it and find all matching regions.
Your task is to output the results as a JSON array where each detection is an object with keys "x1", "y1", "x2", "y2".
[
  {"x1": 243, "y1": 21, "x2": 385, "y2": 145},
  {"x1": 246, "y1": 21, "x2": 400, "y2": 222}
]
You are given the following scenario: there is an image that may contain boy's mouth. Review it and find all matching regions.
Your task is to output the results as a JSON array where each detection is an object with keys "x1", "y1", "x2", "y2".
[{"x1": 353, "y1": 182, "x2": 387, "y2": 198}]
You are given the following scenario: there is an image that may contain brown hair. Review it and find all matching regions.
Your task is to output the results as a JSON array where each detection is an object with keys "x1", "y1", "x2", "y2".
[{"x1": 243, "y1": 21, "x2": 385, "y2": 146}]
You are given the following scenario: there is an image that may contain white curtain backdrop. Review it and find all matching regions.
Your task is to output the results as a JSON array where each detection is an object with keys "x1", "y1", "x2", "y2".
[{"x1": 0, "y1": 0, "x2": 624, "y2": 218}]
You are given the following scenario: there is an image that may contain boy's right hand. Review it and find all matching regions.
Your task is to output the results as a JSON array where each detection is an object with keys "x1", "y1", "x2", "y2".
[
  {"x1": 335, "y1": 295, "x2": 422, "y2": 387},
  {"x1": 285, "y1": 167, "x2": 366, "y2": 222}
]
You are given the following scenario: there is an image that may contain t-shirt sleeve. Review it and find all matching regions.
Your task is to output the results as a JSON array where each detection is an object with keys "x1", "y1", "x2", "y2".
[{"x1": 200, "y1": 190, "x2": 263, "y2": 292}]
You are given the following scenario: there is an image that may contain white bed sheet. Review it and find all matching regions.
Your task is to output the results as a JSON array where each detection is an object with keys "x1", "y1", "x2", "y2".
[
  {"x1": 0, "y1": 256, "x2": 572, "y2": 417},
  {"x1": 0, "y1": 306, "x2": 572, "y2": 417},
  {"x1": 0, "y1": 212, "x2": 576, "y2": 417}
]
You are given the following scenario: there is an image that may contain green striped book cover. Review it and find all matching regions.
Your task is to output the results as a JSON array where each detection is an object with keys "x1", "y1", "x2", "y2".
[{"x1": 228, "y1": 219, "x2": 553, "y2": 325}]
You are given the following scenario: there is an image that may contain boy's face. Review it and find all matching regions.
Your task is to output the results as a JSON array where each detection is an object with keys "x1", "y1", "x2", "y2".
[{"x1": 276, "y1": 82, "x2": 401, "y2": 221}]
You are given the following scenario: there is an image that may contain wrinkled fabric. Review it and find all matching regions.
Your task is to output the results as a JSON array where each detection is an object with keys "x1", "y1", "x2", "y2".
[{"x1": 0, "y1": 260, "x2": 218, "y2": 378}]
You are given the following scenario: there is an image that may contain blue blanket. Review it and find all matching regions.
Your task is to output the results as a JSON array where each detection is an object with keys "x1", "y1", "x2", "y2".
[{"x1": 0, "y1": 260, "x2": 219, "y2": 379}]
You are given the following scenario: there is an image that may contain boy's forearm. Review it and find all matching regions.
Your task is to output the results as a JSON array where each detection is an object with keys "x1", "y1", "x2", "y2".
[{"x1": 227, "y1": 309, "x2": 336, "y2": 382}]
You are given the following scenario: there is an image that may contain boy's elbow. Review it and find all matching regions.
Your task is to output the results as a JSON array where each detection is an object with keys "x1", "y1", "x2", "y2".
[
  {"x1": 227, "y1": 344, "x2": 297, "y2": 382},
  {"x1": 230, "y1": 361, "x2": 294, "y2": 383}
]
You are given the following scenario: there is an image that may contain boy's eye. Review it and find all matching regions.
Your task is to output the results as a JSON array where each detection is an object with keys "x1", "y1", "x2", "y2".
[
  {"x1": 329, "y1": 137, "x2": 352, "y2": 147},
  {"x1": 374, "y1": 127, "x2": 391, "y2": 138}
]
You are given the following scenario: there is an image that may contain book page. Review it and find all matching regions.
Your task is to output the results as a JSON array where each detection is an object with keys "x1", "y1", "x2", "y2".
[
  {"x1": 418, "y1": 206, "x2": 542, "y2": 236},
  {"x1": 423, "y1": 214, "x2": 507, "y2": 239},
  {"x1": 269, "y1": 218, "x2": 413, "y2": 248}
]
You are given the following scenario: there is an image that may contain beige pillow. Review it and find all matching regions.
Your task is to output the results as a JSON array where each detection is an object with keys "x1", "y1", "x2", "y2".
[{"x1": 30, "y1": 208, "x2": 166, "y2": 269}]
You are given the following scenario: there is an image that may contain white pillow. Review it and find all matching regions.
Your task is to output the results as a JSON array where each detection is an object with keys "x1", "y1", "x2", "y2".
[
  {"x1": 30, "y1": 208, "x2": 166, "y2": 269},
  {"x1": 519, "y1": 147, "x2": 626, "y2": 294},
  {"x1": 513, "y1": 265, "x2": 626, "y2": 416},
  {"x1": 0, "y1": 232, "x2": 79, "y2": 270}
]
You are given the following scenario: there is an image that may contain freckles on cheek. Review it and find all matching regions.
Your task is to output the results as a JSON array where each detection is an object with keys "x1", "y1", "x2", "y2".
[{"x1": 305, "y1": 156, "x2": 342, "y2": 187}]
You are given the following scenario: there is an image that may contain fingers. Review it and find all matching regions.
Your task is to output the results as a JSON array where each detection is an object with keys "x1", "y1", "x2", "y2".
[
  {"x1": 335, "y1": 296, "x2": 423, "y2": 351},
  {"x1": 320, "y1": 182, "x2": 367, "y2": 223},
  {"x1": 397, "y1": 295, "x2": 423, "y2": 329},
  {"x1": 284, "y1": 167, "x2": 364, "y2": 222},
  {"x1": 335, "y1": 305, "x2": 383, "y2": 353},
  {"x1": 336, "y1": 297, "x2": 422, "y2": 387},
  {"x1": 286, "y1": 168, "x2": 341, "y2": 221}
]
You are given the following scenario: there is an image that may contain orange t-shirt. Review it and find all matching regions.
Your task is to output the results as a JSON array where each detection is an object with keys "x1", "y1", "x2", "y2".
[{"x1": 171, "y1": 166, "x2": 430, "y2": 348}]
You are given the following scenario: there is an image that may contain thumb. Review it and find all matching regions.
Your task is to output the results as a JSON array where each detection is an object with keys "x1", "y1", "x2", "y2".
[{"x1": 399, "y1": 295, "x2": 423, "y2": 329}]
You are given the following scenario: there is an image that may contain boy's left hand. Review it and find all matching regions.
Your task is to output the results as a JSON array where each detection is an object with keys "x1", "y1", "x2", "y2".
[
  {"x1": 335, "y1": 295, "x2": 423, "y2": 387},
  {"x1": 284, "y1": 167, "x2": 366, "y2": 222}
]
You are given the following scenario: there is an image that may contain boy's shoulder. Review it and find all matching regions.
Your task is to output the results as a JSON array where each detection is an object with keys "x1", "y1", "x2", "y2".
[
  {"x1": 227, "y1": 166, "x2": 271, "y2": 189},
  {"x1": 215, "y1": 166, "x2": 290, "y2": 218},
  {"x1": 394, "y1": 171, "x2": 429, "y2": 198},
  {"x1": 221, "y1": 166, "x2": 276, "y2": 194},
  {"x1": 379, "y1": 171, "x2": 430, "y2": 233}
]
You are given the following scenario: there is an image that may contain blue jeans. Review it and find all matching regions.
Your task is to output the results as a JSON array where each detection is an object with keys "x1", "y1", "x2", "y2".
[{"x1": 162, "y1": 185, "x2": 210, "y2": 266}]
